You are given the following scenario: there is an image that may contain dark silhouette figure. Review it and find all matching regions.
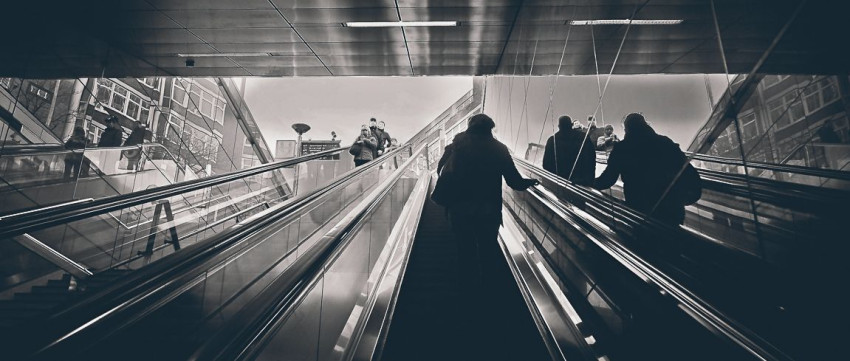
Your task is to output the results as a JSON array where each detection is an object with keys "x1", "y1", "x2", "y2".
[
  {"x1": 97, "y1": 116, "x2": 123, "y2": 147},
  {"x1": 353, "y1": 125, "x2": 377, "y2": 167},
  {"x1": 435, "y1": 113, "x2": 537, "y2": 355},
  {"x1": 122, "y1": 122, "x2": 146, "y2": 171},
  {"x1": 594, "y1": 113, "x2": 691, "y2": 225},
  {"x1": 542, "y1": 115, "x2": 596, "y2": 186},
  {"x1": 63, "y1": 127, "x2": 90, "y2": 180}
]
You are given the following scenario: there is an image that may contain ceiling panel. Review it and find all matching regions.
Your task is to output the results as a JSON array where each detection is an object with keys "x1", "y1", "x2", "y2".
[
  {"x1": 163, "y1": 10, "x2": 289, "y2": 28},
  {"x1": 190, "y1": 28, "x2": 301, "y2": 43},
  {"x1": 0, "y1": 0, "x2": 837, "y2": 78}
]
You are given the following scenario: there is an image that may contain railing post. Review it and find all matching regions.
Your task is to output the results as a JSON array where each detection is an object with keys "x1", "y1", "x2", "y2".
[{"x1": 143, "y1": 199, "x2": 180, "y2": 263}]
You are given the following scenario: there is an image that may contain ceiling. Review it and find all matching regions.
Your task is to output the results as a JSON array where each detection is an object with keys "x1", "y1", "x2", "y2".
[{"x1": 0, "y1": 0, "x2": 843, "y2": 78}]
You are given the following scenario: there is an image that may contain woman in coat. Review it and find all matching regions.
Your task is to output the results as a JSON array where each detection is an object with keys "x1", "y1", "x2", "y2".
[{"x1": 353, "y1": 125, "x2": 377, "y2": 167}]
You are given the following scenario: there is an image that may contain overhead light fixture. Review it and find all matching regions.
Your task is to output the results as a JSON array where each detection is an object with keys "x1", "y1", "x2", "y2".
[
  {"x1": 569, "y1": 19, "x2": 683, "y2": 25},
  {"x1": 343, "y1": 21, "x2": 458, "y2": 28},
  {"x1": 176, "y1": 52, "x2": 272, "y2": 57}
]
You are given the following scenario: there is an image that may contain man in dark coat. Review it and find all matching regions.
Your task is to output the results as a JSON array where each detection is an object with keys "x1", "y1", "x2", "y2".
[
  {"x1": 63, "y1": 127, "x2": 91, "y2": 180},
  {"x1": 541, "y1": 115, "x2": 596, "y2": 186},
  {"x1": 376, "y1": 120, "x2": 392, "y2": 155},
  {"x1": 122, "y1": 122, "x2": 147, "y2": 170},
  {"x1": 97, "y1": 116, "x2": 123, "y2": 147},
  {"x1": 436, "y1": 114, "x2": 538, "y2": 353},
  {"x1": 593, "y1": 113, "x2": 691, "y2": 225},
  {"x1": 368, "y1": 118, "x2": 385, "y2": 158}
]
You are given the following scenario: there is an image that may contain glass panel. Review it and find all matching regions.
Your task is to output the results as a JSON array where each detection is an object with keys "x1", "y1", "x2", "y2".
[
  {"x1": 30, "y1": 151, "x2": 416, "y2": 359},
  {"x1": 0, "y1": 146, "x2": 362, "y2": 306}
]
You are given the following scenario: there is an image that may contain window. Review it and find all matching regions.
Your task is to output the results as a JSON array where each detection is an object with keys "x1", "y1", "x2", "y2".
[
  {"x1": 95, "y1": 79, "x2": 151, "y2": 122},
  {"x1": 173, "y1": 79, "x2": 226, "y2": 125},
  {"x1": 214, "y1": 99, "x2": 226, "y2": 124},
  {"x1": 172, "y1": 80, "x2": 187, "y2": 105},
  {"x1": 138, "y1": 78, "x2": 160, "y2": 88},
  {"x1": 164, "y1": 113, "x2": 185, "y2": 144},
  {"x1": 760, "y1": 75, "x2": 789, "y2": 90},
  {"x1": 767, "y1": 89, "x2": 805, "y2": 129},
  {"x1": 86, "y1": 121, "x2": 106, "y2": 144},
  {"x1": 127, "y1": 93, "x2": 141, "y2": 122},
  {"x1": 740, "y1": 112, "x2": 759, "y2": 142},
  {"x1": 140, "y1": 100, "x2": 150, "y2": 123},
  {"x1": 96, "y1": 79, "x2": 113, "y2": 105},
  {"x1": 29, "y1": 84, "x2": 51, "y2": 100},
  {"x1": 0, "y1": 78, "x2": 10, "y2": 89},
  {"x1": 110, "y1": 86, "x2": 127, "y2": 112},
  {"x1": 801, "y1": 77, "x2": 839, "y2": 115}
]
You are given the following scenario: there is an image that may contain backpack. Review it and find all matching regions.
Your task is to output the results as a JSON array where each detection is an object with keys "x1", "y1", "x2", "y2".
[
  {"x1": 348, "y1": 142, "x2": 362, "y2": 156},
  {"x1": 431, "y1": 146, "x2": 461, "y2": 207},
  {"x1": 674, "y1": 162, "x2": 702, "y2": 205}
]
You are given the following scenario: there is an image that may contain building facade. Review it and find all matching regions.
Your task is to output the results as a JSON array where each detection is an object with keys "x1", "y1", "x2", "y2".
[{"x1": 707, "y1": 75, "x2": 850, "y2": 172}]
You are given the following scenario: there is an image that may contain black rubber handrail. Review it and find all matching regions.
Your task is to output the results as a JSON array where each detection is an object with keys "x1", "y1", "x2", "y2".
[
  {"x1": 15, "y1": 145, "x2": 411, "y2": 359},
  {"x1": 685, "y1": 151, "x2": 850, "y2": 181},
  {"x1": 595, "y1": 150, "x2": 850, "y2": 182},
  {"x1": 595, "y1": 153, "x2": 849, "y2": 212},
  {"x1": 515, "y1": 158, "x2": 792, "y2": 361},
  {"x1": 0, "y1": 145, "x2": 348, "y2": 239},
  {"x1": 188, "y1": 145, "x2": 425, "y2": 361}
]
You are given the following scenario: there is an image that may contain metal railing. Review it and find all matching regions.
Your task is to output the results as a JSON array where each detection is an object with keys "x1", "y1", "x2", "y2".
[{"x1": 15, "y1": 144, "x2": 410, "y2": 359}]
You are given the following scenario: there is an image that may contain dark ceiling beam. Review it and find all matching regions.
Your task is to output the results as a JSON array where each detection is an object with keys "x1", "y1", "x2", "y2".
[{"x1": 493, "y1": 0, "x2": 526, "y2": 74}]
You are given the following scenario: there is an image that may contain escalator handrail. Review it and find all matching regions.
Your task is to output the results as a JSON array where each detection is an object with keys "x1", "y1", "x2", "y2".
[
  {"x1": 515, "y1": 157, "x2": 775, "y2": 263},
  {"x1": 189, "y1": 145, "x2": 426, "y2": 361},
  {"x1": 684, "y1": 151, "x2": 850, "y2": 181},
  {"x1": 596, "y1": 149, "x2": 850, "y2": 182},
  {"x1": 19, "y1": 145, "x2": 412, "y2": 358},
  {"x1": 523, "y1": 184, "x2": 792, "y2": 361},
  {"x1": 595, "y1": 152, "x2": 850, "y2": 210},
  {"x1": 0, "y1": 142, "x2": 176, "y2": 159},
  {"x1": 0, "y1": 145, "x2": 349, "y2": 239}
]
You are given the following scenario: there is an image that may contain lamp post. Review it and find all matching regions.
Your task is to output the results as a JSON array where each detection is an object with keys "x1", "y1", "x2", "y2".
[
  {"x1": 291, "y1": 123, "x2": 310, "y2": 193},
  {"x1": 292, "y1": 123, "x2": 311, "y2": 157}
]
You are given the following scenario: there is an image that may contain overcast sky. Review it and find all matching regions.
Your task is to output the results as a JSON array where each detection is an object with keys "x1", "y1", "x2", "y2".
[
  {"x1": 242, "y1": 77, "x2": 472, "y2": 154},
  {"x1": 242, "y1": 74, "x2": 729, "y2": 156}
]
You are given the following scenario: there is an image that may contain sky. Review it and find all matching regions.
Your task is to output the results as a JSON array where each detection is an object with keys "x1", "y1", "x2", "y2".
[
  {"x1": 240, "y1": 74, "x2": 730, "y2": 157},
  {"x1": 484, "y1": 74, "x2": 731, "y2": 151},
  {"x1": 242, "y1": 77, "x2": 473, "y2": 155}
]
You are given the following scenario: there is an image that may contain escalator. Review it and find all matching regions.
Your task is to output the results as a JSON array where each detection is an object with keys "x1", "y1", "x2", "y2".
[
  {"x1": 3, "y1": 131, "x2": 844, "y2": 360},
  {"x1": 0, "y1": 145, "x2": 357, "y2": 352},
  {"x1": 379, "y1": 190, "x2": 550, "y2": 361},
  {"x1": 0, "y1": 145, "x2": 404, "y2": 360},
  {"x1": 512, "y1": 157, "x2": 847, "y2": 360}
]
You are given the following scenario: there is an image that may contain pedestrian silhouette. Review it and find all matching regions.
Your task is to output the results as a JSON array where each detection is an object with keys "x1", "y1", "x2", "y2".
[
  {"x1": 542, "y1": 115, "x2": 596, "y2": 186},
  {"x1": 593, "y1": 113, "x2": 699, "y2": 225}
]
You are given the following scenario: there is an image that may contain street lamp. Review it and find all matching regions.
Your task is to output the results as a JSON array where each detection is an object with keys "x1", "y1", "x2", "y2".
[{"x1": 292, "y1": 123, "x2": 311, "y2": 157}]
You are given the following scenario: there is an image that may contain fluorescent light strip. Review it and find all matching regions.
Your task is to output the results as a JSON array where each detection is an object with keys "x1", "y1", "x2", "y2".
[
  {"x1": 177, "y1": 53, "x2": 271, "y2": 57},
  {"x1": 343, "y1": 21, "x2": 458, "y2": 28},
  {"x1": 569, "y1": 19, "x2": 683, "y2": 25}
]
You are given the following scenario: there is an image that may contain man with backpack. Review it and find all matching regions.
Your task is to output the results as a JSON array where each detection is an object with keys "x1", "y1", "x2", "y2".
[{"x1": 593, "y1": 113, "x2": 702, "y2": 225}]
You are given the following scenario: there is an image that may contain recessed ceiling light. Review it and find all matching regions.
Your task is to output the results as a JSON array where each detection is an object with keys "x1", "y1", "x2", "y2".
[
  {"x1": 343, "y1": 21, "x2": 458, "y2": 28},
  {"x1": 569, "y1": 19, "x2": 683, "y2": 25},
  {"x1": 176, "y1": 53, "x2": 272, "y2": 57}
]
